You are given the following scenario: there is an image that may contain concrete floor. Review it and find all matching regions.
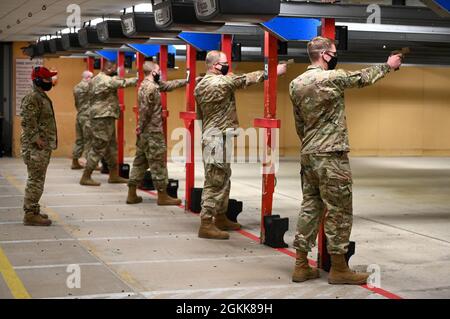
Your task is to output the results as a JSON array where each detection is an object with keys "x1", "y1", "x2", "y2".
[{"x1": 0, "y1": 156, "x2": 449, "y2": 299}]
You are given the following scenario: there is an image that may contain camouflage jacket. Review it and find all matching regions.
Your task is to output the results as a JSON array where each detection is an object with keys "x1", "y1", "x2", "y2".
[
  {"x1": 195, "y1": 71, "x2": 265, "y2": 135},
  {"x1": 89, "y1": 72, "x2": 138, "y2": 119},
  {"x1": 138, "y1": 77, "x2": 187, "y2": 133},
  {"x1": 289, "y1": 64, "x2": 390, "y2": 154},
  {"x1": 73, "y1": 80, "x2": 91, "y2": 119},
  {"x1": 20, "y1": 85, "x2": 58, "y2": 150}
]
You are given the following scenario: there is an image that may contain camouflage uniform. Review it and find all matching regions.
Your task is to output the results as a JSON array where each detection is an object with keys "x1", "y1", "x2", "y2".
[
  {"x1": 72, "y1": 80, "x2": 92, "y2": 159},
  {"x1": 195, "y1": 71, "x2": 264, "y2": 219},
  {"x1": 128, "y1": 78, "x2": 187, "y2": 191},
  {"x1": 290, "y1": 64, "x2": 391, "y2": 254},
  {"x1": 85, "y1": 72, "x2": 137, "y2": 171},
  {"x1": 20, "y1": 85, "x2": 58, "y2": 214}
]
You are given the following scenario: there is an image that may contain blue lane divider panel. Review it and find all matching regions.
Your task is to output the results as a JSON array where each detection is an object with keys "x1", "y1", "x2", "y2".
[
  {"x1": 261, "y1": 17, "x2": 320, "y2": 42},
  {"x1": 178, "y1": 32, "x2": 221, "y2": 51},
  {"x1": 127, "y1": 44, "x2": 177, "y2": 58}
]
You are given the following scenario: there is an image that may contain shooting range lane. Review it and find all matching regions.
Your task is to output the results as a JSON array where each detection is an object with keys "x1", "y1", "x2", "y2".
[{"x1": 1, "y1": 157, "x2": 449, "y2": 299}]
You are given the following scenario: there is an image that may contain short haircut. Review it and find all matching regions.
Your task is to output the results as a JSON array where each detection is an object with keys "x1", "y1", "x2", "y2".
[
  {"x1": 143, "y1": 61, "x2": 158, "y2": 76},
  {"x1": 307, "y1": 36, "x2": 335, "y2": 62},
  {"x1": 205, "y1": 50, "x2": 224, "y2": 69}
]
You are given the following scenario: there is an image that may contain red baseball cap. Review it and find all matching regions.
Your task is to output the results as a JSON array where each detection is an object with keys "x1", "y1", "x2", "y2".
[{"x1": 31, "y1": 66, "x2": 58, "y2": 80}]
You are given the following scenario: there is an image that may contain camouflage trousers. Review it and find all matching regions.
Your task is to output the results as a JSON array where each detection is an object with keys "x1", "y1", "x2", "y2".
[
  {"x1": 200, "y1": 135, "x2": 233, "y2": 219},
  {"x1": 294, "y1": 152, "x2": 353, "y2": 255},
  {"x1": 22, "y1": 146, "x2": 52, "y2": 214},
  {"x1": 85, "y1": 117, "x2": 117, "y2": 171},
  {"x1": 72, "y1": 115, "x2": 92, "y2": 159},
  {"x1": 128, "y1": 131, "x2": 168, "y2": 191}
]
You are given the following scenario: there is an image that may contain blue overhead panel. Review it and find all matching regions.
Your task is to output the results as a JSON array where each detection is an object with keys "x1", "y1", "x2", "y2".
[
  {"x1": 178, "y1": 32, "x2": 221, "y2": 51},
  {"x1": 261, "y1": 17, "x2": 320, "y2": 42},
  {"x1": 127, "y1": 44, "x2": 177, "y2": 58},
  {"x1": 424, "y1": 0, "x2": 450, "y2": 17},
  {"x1": 95, "y1": 50, "x2": 136, "y2": 62},
  {"x1": 95, "y1": 50, "x2": 118, "y2": 62}
]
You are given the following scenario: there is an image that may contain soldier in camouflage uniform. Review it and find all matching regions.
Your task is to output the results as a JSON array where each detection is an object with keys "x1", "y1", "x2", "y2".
[
  {"x1": 194, "y1": 50, "x2": 287, "y2": 240},
  {"x1": 126, "y1": 61, "x2": 187, "y2": 206},
  {"x1": 20, "y1": 66, "x2": 58, "y2": 226},
  {"x1": 71, "y1": 71, "x2": 93, "y2": 170},
  {"x1": 289, "y1": 36, "x2": 402, "y2": 284},
  {"x1": 80, "y1": 60, "x2": 138, "y2": 186}
]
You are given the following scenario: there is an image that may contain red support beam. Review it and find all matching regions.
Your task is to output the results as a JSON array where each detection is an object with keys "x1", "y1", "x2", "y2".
[
  {"x1": 117, "y1": 52, "x2": 126, "y2": 167},
  {"x1": 180, "y1": 45, "x2": 197, "y2": 210},
  {"x1": 221, "y1": 34, "x2": 233, "y2": 72},
  {"x1": 86, "y1": 57, "x2": 95, "y2": 73},
  {"x1": 134, "y1": 52, "x2": 145, "y2": 126},
  {"x1": 160, "y1": 45, "x2": 169, "y2": 145},
  {"x1": 100, "y1": 57, "x2": 106, "y2": 70},
  {"x1": 318, "y1": 18, "x2": 336, "y2": 270},
  {"x1": 257, "y1": 31, "x2": 279, "y2": 243}
]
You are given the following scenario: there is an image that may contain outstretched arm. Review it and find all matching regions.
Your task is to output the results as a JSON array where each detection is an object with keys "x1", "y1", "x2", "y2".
[{"x1": 159, "y1": 79, "x2": 188, "y2": 92}]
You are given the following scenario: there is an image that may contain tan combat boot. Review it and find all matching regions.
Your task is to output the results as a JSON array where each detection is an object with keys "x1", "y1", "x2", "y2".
[
  {"x1": 80, "y1": 168, "x2": 101, "y2": 186},
  {"x1": 157, "y1": 190, "x2": 181, "y2": 206},
  {"x1": 292, "y1": 250, "x2": 320, "y2": 282},
  {"x1": 198, "y1": 217, "x2": 230, "y2": 240},
  {"x1": 108, "y1": 166, "x2": 128, "y2": 184},
  {"x1": 71, "y1": 158, "x2": 84, "y2": 170},
  {"x1": 215, "y1": 214, "x2": 241, "y2": 231},
  {"x1": 23, "y1": 212, "x2": 52, "y2": 226},
  {"x1": 126, "y1": 185, "x2": 143, "y2": 204},
  {"x1": 328, "y1": 254, "x2": 370, "y2": 285}
]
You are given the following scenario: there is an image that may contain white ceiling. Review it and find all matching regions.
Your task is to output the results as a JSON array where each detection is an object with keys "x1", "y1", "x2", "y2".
[{"x1": 0, "y1": 0, "x2": 146, "y2": 41}]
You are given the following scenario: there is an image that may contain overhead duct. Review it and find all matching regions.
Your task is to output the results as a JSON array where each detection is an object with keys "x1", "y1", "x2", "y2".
[
  {"x1": 193, "y1": 0, "x2": 280, "y2": 23},
  {"x1": 151, "y1": 0, "x2": 223, "y2": 32},
  {"x1": 97, "y1": 20, "x2": 149, "y2": 44},
  {"x1": 78, "y1": 26, "x2": 122, "y2": 49},
  {"x1": 121, "y1": 12, "x2": 180, "y2": 38}
]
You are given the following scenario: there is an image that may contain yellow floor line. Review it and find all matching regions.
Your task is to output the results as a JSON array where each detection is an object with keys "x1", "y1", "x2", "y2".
[
  {"x1": 0, "y1": 246, "x2": 31, "y2": 299},
  {"x1": 0, "y1": 175, "x2": 31, "y2": 299},
  {"x1": 2, "y1": 173, "x2": 142, "y2": 298}
]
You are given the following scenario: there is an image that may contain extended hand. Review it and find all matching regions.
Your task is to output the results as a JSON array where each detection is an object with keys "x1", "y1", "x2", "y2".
[
  {"x1": 387, "y1": 54, "x2": 402, "y2": 70},
  {"x1": 277, "y1": 63, "x2": 287, "y2": 76}
]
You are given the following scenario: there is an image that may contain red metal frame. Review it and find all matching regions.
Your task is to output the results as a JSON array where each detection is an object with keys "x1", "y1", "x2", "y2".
[
  {"x1": 117, "y1": 52, "x2": 125, "y2": 167},
  {"x1": 180, "y1": 45, "x2": 197, "y2": 210},
  {"x1": 86, "y1": 57, "x2": 95, "y2": 73},
  {"x1": 317, "y1": 18, "x2": 336, "y2": 270},
  {"x1": 253, "y1": 31, "x2": 279, "y2": 243},
  {"x1": 221, "y1": 34, "x2": 233, "y2": 72},
  {"x1": 160, "y1": 45, "x2": 169, "y2": 145},
  {"x1": 134, "y1": 52, "x2": 145, "y2": 126},
  {"x1": 100, "y1": 57, "x2": 106, "y2": 70}
]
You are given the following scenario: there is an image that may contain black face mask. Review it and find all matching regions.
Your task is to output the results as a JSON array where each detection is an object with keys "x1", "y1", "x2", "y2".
[
  {"x1": 109, "y1": 71, "x2": 118, "y2": 77},
  {"x1": 325, "y1": 54, "x2": 338, "y2": 70},
  {"x1": 216, "y1": 63, "x2": 229, "y2": 76},
  {"x1": 34, "y1": 78, "x2": 53, "y2": 91},
  {"x1": 153, "y1": 72, "x2": 160, "y2": 84}
]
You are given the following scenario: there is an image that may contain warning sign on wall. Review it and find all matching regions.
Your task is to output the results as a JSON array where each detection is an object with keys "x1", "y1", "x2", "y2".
[{"x1": 15, "y1": 58, "x2": 43, "y2": 116}]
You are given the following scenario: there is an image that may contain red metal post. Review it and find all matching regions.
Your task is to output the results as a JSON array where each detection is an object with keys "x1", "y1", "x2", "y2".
[
  {"x1": 117, "y1": 52, "x2": 125, "y2": 167},
  {"x1": 180, "y1": 45, "x2": 197, "y2": 210},
  {"x1": 134, "y1": 52, "x2": 145, "y2": 126},
  {"x1": 259, "y1": 31, "x2": 279, "y2": 243},
  {"x1": 318, "y1": 18, "x2": 336, "y2": 270},
  {"x1": 100, "y1": 57, "x2": 106, "y2": 70},
  {"x1": 160, "y1": 45, "x2": 169, "y2": 145},
  {"x1": 221, "y1": 34, "x2": 233, "y2": 72},
  {"x1": 87, "y1": 57, "x2": 95, "y2": 73}
]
